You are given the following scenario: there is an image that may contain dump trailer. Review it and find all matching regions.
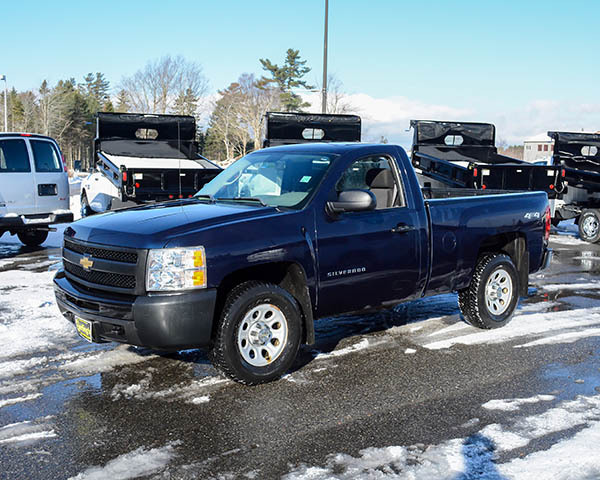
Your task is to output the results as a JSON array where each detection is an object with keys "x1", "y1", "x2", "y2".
[
  {"x1": 549, "y1": 131, "x2": 600, "y2": 242},
  {"x1": 411, "y1": 120, "x2": 565, "y2": 199},
  {"x1": 80, "y1": 112, "x2": 221, "y2": 216}
]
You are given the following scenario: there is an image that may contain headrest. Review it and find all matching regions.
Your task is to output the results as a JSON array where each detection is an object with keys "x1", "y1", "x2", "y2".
[{"x1": 366, "y1": 168, "x2": 394, "y2": 188}]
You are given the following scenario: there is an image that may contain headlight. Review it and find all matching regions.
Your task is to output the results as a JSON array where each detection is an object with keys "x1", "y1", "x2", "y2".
[{"x1": 146, "y1": 247, "x2": 207, "y2": 292}]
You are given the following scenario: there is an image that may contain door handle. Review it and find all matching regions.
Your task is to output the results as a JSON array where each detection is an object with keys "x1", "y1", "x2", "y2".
[{"x1": 391, "y1": 223, "x2": 415, "y2": 234}]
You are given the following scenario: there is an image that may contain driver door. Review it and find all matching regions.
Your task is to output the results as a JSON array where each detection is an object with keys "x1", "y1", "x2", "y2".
[{"x1": 315, "y1": 154, "x2": 423, "y2": 316}]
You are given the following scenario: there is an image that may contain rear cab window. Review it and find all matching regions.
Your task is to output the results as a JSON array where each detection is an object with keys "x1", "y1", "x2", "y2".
[
  {"x1": 31, "y1": 140, "x2": 63, "y2": 172},
  {"x1": 0, "y1": 139, "x2": 31, "y2": 172}
]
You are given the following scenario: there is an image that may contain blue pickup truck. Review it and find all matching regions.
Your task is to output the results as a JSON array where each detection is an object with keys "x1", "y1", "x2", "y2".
[{"x1": 54, "y1": 142, "x2": 552, "y2": 384}]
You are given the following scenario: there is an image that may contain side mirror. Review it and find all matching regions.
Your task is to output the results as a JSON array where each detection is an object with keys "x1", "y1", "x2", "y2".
[{"x1": 327, "y1": 189, "x2": 376, "y2": 216}]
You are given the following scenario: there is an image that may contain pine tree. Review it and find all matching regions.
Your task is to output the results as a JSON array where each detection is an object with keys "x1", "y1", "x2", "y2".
[
  {"x1": 260, "y1": 49, "x2": 314, "y2": 112},
  {"x1": 115, "y1": 90, "x2": 130, "y2": 112},
  {"x1": 172, "y1": 87, "x2": 198, "y2": 116}
]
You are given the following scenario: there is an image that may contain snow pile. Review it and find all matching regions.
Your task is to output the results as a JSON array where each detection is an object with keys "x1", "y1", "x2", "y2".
[
  {"x1": 68, "y1": 442, "x2": 178, "y2": 480},
  {"x1": 283, "y1": 394, "x2": 600, "y2": 480}
]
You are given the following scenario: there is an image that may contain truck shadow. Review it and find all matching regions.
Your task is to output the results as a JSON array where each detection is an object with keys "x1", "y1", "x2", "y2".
[{"x1": 290, "y1": 293, "x2": 461, "y2": 373}]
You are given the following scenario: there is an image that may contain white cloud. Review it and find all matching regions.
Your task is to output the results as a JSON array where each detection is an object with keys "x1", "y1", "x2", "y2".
[{"x1": 302, "y1": 91, "x2": 600, "y2": 148}]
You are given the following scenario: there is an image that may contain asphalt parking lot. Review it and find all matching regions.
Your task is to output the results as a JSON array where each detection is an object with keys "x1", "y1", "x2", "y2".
[{"x1": 1, "y1": 226, "x2": 599, "y2": 479}]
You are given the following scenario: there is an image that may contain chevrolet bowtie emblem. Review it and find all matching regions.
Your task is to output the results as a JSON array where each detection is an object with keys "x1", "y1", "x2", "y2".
[{"x1": 80, "y1": 256, "x2": 94, "y2": 270}]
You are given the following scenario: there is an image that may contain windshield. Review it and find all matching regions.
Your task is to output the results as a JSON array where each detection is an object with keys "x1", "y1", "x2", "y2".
[{"x1": 196, "y1": 151, "x2": 336, "y2": 208}]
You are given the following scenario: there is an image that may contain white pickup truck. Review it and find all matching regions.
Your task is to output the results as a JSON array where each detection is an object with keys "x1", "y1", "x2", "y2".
[
  {"x1": 0, "y1": 133, "x2": 73, "y2": 246},
  {"x1": 81, "y1": 112, "x2": 221, "y2": 216}
]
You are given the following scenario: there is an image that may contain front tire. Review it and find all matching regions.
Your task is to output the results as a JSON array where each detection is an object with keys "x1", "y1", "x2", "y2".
[
  {"x1": 80, "y1": 192, "x2": 94, "y2": 218},
  {"x1": 210, "y1": 281, "x2": 302, "y2": 385},
  {"x1": 578, "y1": 209, "x2": 600, "y2": 243},
  {"x1": 17, "y1": 229, "x2": 49, "y2": 247},
  {"x1": 458, "y1": 253, "x2": 519, "y2": 329}
]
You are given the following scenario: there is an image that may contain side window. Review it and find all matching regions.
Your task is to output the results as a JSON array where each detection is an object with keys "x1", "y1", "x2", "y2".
[
  {"x1": 0, "y1": 139, "x2": 31, "y2": 173},
  {"x1": 336, "y1": 155, "x2": 404, "y2": 210},
  {"x1": 31, "y1": 140, "x2": 62, "y2": 172}
]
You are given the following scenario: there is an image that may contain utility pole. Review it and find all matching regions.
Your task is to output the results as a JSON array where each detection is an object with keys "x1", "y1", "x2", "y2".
[
  {"x1": 321, "y1": 0, "x2": 328, "y2": 114},
  {"x1": 0, "y1": 75, "x2": 7, "y2": 132}
]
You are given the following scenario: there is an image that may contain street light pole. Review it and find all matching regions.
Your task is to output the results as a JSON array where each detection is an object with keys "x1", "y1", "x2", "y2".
[
  {"x1": 0, "y1": 75, "x2": 7, "y2": 132},
  {"x1": 321, "y1": 0, "x2": 328, "y2": 114}
]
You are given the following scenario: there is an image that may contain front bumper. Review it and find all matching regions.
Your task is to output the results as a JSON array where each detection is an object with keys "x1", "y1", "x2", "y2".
[
  {"x1": 0, "y1": 211, "x2": 74, "y2": 230},
  {"x1": 54, "y1": 270, "x2": 217, "y2": 350},
  {"x1": 541, "y1": 248, "x2": 553, "y2": 271}
]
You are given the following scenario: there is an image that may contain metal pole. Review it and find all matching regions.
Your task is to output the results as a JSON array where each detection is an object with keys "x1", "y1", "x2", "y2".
[
  {"x1": 321, "y1": 0, "x2": 328, "y2": 114},
  {"x1": 1, "y1": 75, "x2": 7, "y2": 132}
]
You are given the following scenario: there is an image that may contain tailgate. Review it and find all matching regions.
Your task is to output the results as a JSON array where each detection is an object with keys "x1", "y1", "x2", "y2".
[
  {"x1": 123, "y1": 168, "x2": 220, "y2": 200},
  {"x1": 475, "y1": 164, "x2": 565, "y2": 198}
]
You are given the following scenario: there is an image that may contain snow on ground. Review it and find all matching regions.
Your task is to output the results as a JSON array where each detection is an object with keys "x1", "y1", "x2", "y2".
[
  {"x1": 411, "y1": 304, "x2": 600, "y2": 351},
  {"x1": 482, "y1": 394, "x2": 555, "y2": 412},
  {"x1": 283, "y1": 393, "x2": 600, "y2": 480},
  {"x1": 68, "y1": 442, "x2": 178, "y2": 480},
  {"x1": 0, "y1": 417, "x2": 57, "y2": 446},
  {"x1": 0, "y1": 270, "x2": 75, "y2": 360}
]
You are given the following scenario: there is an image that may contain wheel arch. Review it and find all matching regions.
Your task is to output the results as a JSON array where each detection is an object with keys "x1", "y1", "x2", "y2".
[
  {"x1": 214, "y1": 261, "x2": 315, "y2": 345},
  {"x1": 472, "y1": 233, "x2": 529, "y2": 297}
]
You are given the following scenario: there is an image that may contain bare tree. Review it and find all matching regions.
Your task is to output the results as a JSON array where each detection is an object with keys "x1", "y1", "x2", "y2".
[
  {"x1": 318, "y1": 74, "x2": 356, "y2": 114},
  {"x1": 236, "y1": 73, "x2": 280, "y2": 150},
  {"x1": 120, "y1": 55, "x2": 208, "y2": 114}
]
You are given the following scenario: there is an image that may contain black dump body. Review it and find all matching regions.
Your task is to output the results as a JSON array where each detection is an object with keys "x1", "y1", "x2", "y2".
[
  {"x1": 411, "y1": 120, "x2": 565, "y2": 198},
  {"x1": 94, "y1": 112, "x2": 221, "y2": 202},
  {"x1": 95, "y1": 112, "x2": 198, "y2": 159},
  {"x1": 549, "y1": 131, "x2": 600, "y2": 192},
  {"x1": 264, "y1": 112, "x2": 361, "y2": 147}
]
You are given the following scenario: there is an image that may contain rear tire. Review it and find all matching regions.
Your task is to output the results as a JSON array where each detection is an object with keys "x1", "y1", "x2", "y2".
[
  {"x1": 210, "y1": 281, "x2": 302, "y2": 385},
  {"x1": 17, "y1": 230, "x2": 48, "y2": 247},
  {"x1": 80, "y1": 192, "x2": 94, "y2": 218},
  {"x1": 458, "y1": 253, "x2": 519, "y2": 329},
  {"x1": 578, "y1": 209, "x2": 600, "y2": 243}
]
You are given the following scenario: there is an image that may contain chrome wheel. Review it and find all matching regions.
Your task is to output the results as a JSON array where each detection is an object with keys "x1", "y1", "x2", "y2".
[
  {"x1": 485, "y1": 268, "x2": 513, "y2": 315},
  {"x1": 582, "y1": 215, "x2": 599, "y2": 238},
  {"x1": 237, "y1": 304, "x2": 288, "y2": 367}
]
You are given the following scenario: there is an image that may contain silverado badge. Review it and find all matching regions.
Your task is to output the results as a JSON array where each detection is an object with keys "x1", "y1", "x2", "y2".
[{"x1": 80, "y1": 256, "x2": 94, "y2": 271}]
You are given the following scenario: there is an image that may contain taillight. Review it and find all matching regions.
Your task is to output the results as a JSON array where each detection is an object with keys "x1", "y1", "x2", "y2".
[
  {"x1": 544, "y1": 205, "x2": 551, "y2": 242},
  {"x1": 135, "y1": 182, "x2": 140, "y2": 188},
  {"x1": 61, "y1": 154, "x2": 67, "y2": 172},
  {"x1": 481, "y1": 184, "x2": 487, "y2": 190},
  {"x1": 122, "y1": 171, "x2": 128, "y2": 182},
  {"x1": 473, "y1": 167, "x2": 478, "y2": 177},
  {"x1": 549, "y1": 184, "x2": 554, "y2": 190},
  {"x1": 561, "y1": 169, "x2": 566, "y2": 177}
]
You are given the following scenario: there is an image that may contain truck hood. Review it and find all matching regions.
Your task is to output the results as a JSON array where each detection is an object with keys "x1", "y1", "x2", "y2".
[{"x1": 66, "y1": 200, "x2": 281, "y2": 249}]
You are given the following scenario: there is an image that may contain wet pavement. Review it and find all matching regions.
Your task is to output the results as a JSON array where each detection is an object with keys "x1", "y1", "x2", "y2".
[{"x1": 0, "y1": 226, "x2": 599, "y2": 479}]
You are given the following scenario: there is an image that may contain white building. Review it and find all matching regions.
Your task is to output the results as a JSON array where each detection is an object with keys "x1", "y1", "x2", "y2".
[{"x1": 523, "y1": 133, "x2": 554, "y2": 163}]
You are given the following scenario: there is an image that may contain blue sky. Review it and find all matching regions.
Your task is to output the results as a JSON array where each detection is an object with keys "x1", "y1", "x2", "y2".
[{"x1": 3, "y1": 0, "x2": 599, "y2": 145}]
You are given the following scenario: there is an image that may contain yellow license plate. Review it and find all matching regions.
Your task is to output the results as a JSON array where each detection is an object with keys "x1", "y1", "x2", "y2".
[{"x1": 75, "y1": 317, "x2": 93, "y2": 342}]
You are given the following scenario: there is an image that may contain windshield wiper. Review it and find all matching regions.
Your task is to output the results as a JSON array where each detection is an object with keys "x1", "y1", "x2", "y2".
[{"x1": 216, "y1": 196, "x2": 268, "y2": 207}]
